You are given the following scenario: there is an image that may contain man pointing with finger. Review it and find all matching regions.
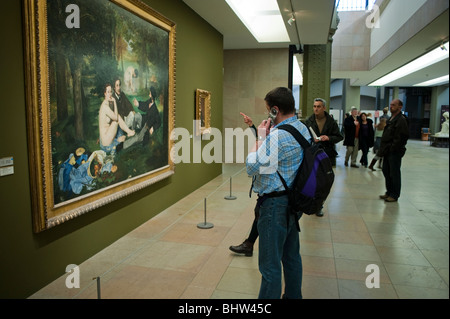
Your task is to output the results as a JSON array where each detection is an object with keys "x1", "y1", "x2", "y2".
[{"x1": 246, "y1": 87, "x2": 311, "y2": 299}]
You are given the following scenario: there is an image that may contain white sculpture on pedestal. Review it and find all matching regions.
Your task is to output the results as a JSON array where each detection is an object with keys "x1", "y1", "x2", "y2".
[{"x1": 435, "y1": 111, "x2": 449, "y2": 137}]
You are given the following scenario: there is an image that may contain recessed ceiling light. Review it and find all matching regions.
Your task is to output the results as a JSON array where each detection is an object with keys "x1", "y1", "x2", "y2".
[
  {"x1": 225, "y1": 0, "x2": 290, "y2": 43},
  {"x1": 413, "y1": 75, "x2": 449, "y2": 87},
  {"x1": 369, "y1": 42, "x2": 449, "y2": 86}
]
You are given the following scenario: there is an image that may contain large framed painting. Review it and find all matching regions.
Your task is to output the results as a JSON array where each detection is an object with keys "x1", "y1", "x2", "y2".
[{"x1": 23, "y1": 0, "x2": 176, "y2": 232}]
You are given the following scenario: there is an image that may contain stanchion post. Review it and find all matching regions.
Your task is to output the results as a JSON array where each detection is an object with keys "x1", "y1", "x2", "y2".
[
  {"x1": 224, "y1": 177, "x2": 237, "y2": 200},
  {"x1": 93, "y1": 276, "x2": 101, "y2": 299},
  {"x1": 197, "y1": 198, "x2": 214, "y2": 229}
]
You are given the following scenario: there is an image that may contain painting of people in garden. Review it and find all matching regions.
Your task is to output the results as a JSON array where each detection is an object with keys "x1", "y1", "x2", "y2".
[{"x1": 47, "y1": 0, "x2": 172, "y2": 206}]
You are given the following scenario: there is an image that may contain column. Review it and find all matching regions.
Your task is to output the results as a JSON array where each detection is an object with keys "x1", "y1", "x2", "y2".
[
  {"x1": 343, "y1": 79, "x2": 361, "y2": 113},
  {"x1": 300, "y1": 42, "x2": 332, "y2": 118},
  {"x1": 393, "y1": 87, "x2": 400, "y2": 99}
]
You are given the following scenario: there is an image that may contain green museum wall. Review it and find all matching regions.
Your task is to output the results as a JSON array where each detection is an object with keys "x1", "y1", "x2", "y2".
[{"x1": 0, "y1": 0, "x2": 223, "y2": 298}]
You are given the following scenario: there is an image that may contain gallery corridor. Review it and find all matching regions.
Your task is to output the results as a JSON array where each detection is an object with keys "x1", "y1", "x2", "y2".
[{"x1": 30, "y1": 139, "x2": 449, "y2": 299}]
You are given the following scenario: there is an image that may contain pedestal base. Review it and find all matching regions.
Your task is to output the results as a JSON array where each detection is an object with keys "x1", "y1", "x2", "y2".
[
  {"x1": 430, "y1": 135, "x2": 449, "y2": 148},
  {"x1": 197, "y1": 222, "x2": 214, "y2": 229}
]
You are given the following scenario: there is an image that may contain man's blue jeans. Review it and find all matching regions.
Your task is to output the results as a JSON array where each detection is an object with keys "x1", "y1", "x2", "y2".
[{"x1": 257, "y1": 195, "x2": 303, "y2": 299}]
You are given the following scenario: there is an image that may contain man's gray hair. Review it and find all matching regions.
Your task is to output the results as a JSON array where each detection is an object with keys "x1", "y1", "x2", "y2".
[{"x1": 314, "y1": 98, "x2": 326, "y2": 107}]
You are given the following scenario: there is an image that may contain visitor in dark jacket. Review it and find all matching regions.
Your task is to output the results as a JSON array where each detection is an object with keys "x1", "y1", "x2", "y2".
[
  {"x1": 357, "y1": 112, "x2": 374, "y2": 167},
  {"x1": 304, "y1": 98, "x2": 343, "y2": 167},
  {"x1": 343, "y1": 106, "x2": 361, "y2": 167},
  {"x1": 377, "y1": 99, "x2": 409, "y2": 203},
  {"x1": 304, "y1": 98, "x2": 343, "y2": 217}
]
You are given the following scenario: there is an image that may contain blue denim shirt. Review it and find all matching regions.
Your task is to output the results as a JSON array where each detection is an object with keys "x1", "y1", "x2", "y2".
[{"x1": 246, "y1": 116, "x2": 311, "y2": 196}]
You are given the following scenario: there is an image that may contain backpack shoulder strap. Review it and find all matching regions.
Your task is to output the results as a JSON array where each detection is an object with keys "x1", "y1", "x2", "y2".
[
  {"x1": 277, "y1": 124, "x2": 311, "y2": 149},
  {"x1": 276, "y1": 124, "x2": 310, "y2": 191}
]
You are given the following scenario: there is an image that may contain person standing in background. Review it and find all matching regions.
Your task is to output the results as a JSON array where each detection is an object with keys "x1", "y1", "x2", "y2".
[
  {"x1": 380, "y1": 107, "x2": 390, "y2": 121},
  {"x1": 304, "y1": 98, "x2": 343, "y2": 216},
  {"x1": 369, "y1": 117, "x2": 387, "y2": 171},
  {"x1": 343, "y1": 106, "x2": 360, "y2": 167},
  {"x1": 229, "y1": 112, "x2": 258, "y2": 257},
  {"x1": 378, "y1": 99, "x2": 409, "y2": 202},
  {"x1": 358, "y1": 112, "x2": 374, "y2": 168},
  {"x1": 305, "y1": 98, "x2": 343, "y2": 167}
]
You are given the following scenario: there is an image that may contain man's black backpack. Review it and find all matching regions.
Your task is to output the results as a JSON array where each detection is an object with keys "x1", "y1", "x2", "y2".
[{"x1": 277, "y1": 124, "x2": 335, "y2": 231}]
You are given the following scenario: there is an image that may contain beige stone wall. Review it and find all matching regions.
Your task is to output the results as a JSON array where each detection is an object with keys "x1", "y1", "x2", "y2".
[
  {"x1": 223, "y1": 48, "x2": 289, "y2": 132},
  {"x1": 222, "y1": 48, "x2": 289, "y2": 163},
  {"x1": 332, "y1": 11, "x2": 371, "y2": 72}
]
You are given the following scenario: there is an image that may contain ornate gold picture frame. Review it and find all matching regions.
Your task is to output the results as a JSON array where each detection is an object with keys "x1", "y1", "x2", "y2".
[
  {"x1": 23, "y1": 0, "x2": 176, "y2": 232},
  {"x1": 195, "y1": 89, "x2": 211, "y2": 135}
]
